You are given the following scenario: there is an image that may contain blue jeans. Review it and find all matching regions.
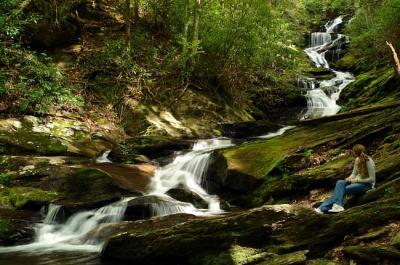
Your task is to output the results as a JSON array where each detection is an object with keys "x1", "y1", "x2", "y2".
[{"x1": 319, "y1": 180, "x2": 371, "y2": 213}]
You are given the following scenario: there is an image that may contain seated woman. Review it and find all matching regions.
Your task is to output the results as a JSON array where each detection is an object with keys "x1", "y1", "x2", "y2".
[{"x1": 315, "y1": 144, "x2": 376, "y2": 214}]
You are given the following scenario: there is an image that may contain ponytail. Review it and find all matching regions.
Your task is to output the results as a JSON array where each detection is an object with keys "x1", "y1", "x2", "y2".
[{"x1": 353, "y1": 144, "x2": 368, "y2": 178}]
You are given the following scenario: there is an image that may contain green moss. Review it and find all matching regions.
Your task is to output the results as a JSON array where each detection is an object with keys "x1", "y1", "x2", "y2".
[
  {"x1": 0, "y1": 130, "x2": 67, "y2": 155},
  {"x1": 334, "y1": 54, "x2": 356, "y2": 70},
  {"x1": 0, "y1": 219, "x2": 14, "y2": 239},
  {"x1": 340, "y1": 66, "x2": 400, "y2": 110},
  {"x1": 7, "y1": 187, "x2": 58, "y2": 209}
]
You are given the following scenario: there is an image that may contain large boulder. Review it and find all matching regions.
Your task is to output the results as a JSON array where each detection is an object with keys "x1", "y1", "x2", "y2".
[
  {"x1": 210, "y1": 104, "x2": 400, "y2": 207},
  {"x1": 0, "y1": 115, "x2": 123, "y2": 158},
  {"x1": 103, "y1": 197, "x2": 400, "y2": 264}
]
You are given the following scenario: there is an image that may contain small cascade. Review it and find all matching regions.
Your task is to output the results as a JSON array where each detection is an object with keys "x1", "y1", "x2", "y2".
[
  {"x1": 300, "y1": 16, "x2": 355, "y2": 120},
  {"x1": 147, "y1": 138, "x2": 233, "y2": 216},
  {"x1": 257, "y1": 126, "x2": 295, "y2": 139},
  {"x1": 95, "y1": 150, "x2": 111, "y2": 163},
  {"x1": 0, "y1": 198, "x2": 132, "y2": 253},
  {"x1": 43, "y1": 204, "x2": 62, "y2": 224}
]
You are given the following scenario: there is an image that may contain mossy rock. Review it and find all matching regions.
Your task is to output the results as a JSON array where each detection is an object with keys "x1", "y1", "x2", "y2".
[
  {"x1": 42, "y1": 168, "x2": 127, "y2": 203},
  {"x1": 334, "y1": 54, "x2": 356, "y2": 71},
  {"x1": 110, "y1": 136, "x2": 191, "y2": 162},
  {"x1": 0, "y1": 116, "x2": 118, "y2": 158},
  {"x1": 339, "y1": 66, "x2": 400, "y2": 110},
  {"x1": 343, "y1": 245, "x2": 400, "y2": 263},
  {"x1": 214, "y1": 105, "x2": 400, "y2": 206},
  {"x1": 0, "y1": 208, "x2": 38, "y2": 245},
  {"x1": 0, "y1": 186, "x2": 58, "y2": 210},
  {"x1": 103, "y1": 197, "x2": 400, "y2": 264}
]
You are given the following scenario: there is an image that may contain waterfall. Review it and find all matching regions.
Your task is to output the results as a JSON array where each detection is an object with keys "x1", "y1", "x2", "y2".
[
  {"x1": 43, "y1": 204, "x2": 62, "y2": 224},
  {"x1": 0, "y1": 128, "x2": 295, "y2": 256},
  {"x1": 95, "y1": 150, "x2": 111, "y2": 163},
  {"x1": 0, "y1": 198, "x2": 131, "y2": 253},
  {"x1": 300, "y1": 16, "x2": 355, "y2": 120},
  {"x1": 147, "y1": 138, "x2": 234, "y2": 216}
]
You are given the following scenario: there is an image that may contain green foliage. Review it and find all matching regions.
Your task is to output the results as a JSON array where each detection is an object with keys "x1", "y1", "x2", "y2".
[
  {"x1": 346, "y1": 0, "x2": 400, "y2": 68},
  {"x1": 0, "y1": 173, "x2": 12, "y2": 186},
  {"x1": 0, "y1": 0, "x2": 82, "y2": 114},
  {"x1": 0, "y1": 46, "x2": 83, "y2": 113}
]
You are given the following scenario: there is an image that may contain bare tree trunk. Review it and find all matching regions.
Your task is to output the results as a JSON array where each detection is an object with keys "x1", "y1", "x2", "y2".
[
  {"x1": 125, "y1": 0, "x2": 132, "y2": 50},
  {"x1": 192, "y1": 0, "x2": 201, "y2": 42},
  {"x1": 183, "y1": 0, "x2": 189, "y2": 38},
  {"x1": 386, "y1": 41, "x2": 400, "y2": 79}
]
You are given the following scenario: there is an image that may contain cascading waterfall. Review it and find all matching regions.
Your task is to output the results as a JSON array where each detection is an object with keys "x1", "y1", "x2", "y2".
[
  {"x1": 147, "y1": 138, "x2": 234, "y2": 216},
  {"x1": 301, "y1": 16, "x2": 355, "y2": 120},
  {"x1": 0, "y1": 127, "x2": 295, "y2": 259},
  {"x1": 0, "y1": 198, "x2": 131, "y2": 253}
]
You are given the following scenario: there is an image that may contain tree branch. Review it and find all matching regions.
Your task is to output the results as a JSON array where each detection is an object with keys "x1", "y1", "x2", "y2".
[{"x1": 386, "y1": 41, "x2": 400, "y2": 79}]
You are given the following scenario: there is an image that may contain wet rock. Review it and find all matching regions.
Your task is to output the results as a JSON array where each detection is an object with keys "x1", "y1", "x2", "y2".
[
  {"x1": 41, "y1": 168, "x2": 129, "y2": 201},
  {"x1": 110, "y1": 136, "x2": 192, "y2": 162},
  {"x1": 166, "y1": 187, "x2": 208, "y2": 209},
  {"x1": 0, "y1": 209, "x2": 38, "y2": 246},
  {"x1": 123, "y1": 195, "x2": 193, "y2": 221}
]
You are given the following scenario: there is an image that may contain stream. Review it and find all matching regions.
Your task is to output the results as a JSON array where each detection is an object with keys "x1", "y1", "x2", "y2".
[{"x1": 0, "y1": 16, "x2": 354, "y2": 265}]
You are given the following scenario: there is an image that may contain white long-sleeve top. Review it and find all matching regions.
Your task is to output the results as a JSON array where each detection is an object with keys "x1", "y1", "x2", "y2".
[{"x1": 350, "y1": 157, "x2": 376, "y2": 188}]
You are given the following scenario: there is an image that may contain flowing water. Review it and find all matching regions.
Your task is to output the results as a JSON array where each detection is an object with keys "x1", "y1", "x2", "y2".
[
  {"x1": 0, "y1": 126, "x2": 296, "y2": 265},
  {"x1": 301, "y1": 16, "x2": 355, "y2": 120}
]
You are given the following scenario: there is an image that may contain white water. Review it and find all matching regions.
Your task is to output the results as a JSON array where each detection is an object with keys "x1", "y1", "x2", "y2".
[
  {"x1": 95, "y1": 150, "x2": 111, "y2": 163},
  {"x1": 301, "y1": 16, "x2": 355, "y2": 120},
  {"x1": 257, "y1": 126, "x2": 295, "y2": 139},
  {"x1": 0, "y1": 198, "x2": 131, "y2": 253},
  {"x1": 147, "y1": 138, "x2": 234, "y2": 216},
  {"x1": 0, "y1": 128, "x2": 294, "y2": 256}
]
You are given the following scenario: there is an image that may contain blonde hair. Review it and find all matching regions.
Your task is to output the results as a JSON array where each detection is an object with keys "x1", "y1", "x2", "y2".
[{"x1": 353, "y1": 144, "x2": 369, "y2": 179}]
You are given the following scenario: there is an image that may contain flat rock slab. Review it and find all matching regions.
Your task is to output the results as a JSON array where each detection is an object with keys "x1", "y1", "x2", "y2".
[{"x1": 90, "y1": 163, "x2": 156, "y2": 193}]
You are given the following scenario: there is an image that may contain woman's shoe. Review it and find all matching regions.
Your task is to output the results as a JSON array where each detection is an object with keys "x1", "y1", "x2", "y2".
[
  {"x1": 328, "y1": 203, "x2": 345, "y2": 213},
  {"x1": 314, "y1": 208, "x2": 323, "y2": 214}
]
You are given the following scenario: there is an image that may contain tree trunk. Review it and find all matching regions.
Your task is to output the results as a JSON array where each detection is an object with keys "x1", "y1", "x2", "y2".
[
  {"x1": 192, "y1": 0, "x2": 201, "y2": 42},
  {"x1": 183, "y1": 0, "x2": 189, "y2": 38},
  {"x1": 125, "y1": 0, "x2": 132, "y2": 50},
  {"x1": 386, "y1": 41, "x2": 400, "y2": 79}
]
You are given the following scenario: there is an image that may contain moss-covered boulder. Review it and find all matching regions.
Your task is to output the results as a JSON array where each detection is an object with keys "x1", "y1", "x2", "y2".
[
  {"x1": 0, "y1": 186, "x2": 58, "y2": 210},
  {"x1": 0, "y1": 115, "x2": 123, "y2": 158},
  {"x1": 103, "y1": 196, "x2": 400, "y2": 264},
  {"x1": 339, "y1": 66, "x2": 400, "y2": 111},
  {"x1": 211, "y1": 104, "x2": 400, "y2": 207}
]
